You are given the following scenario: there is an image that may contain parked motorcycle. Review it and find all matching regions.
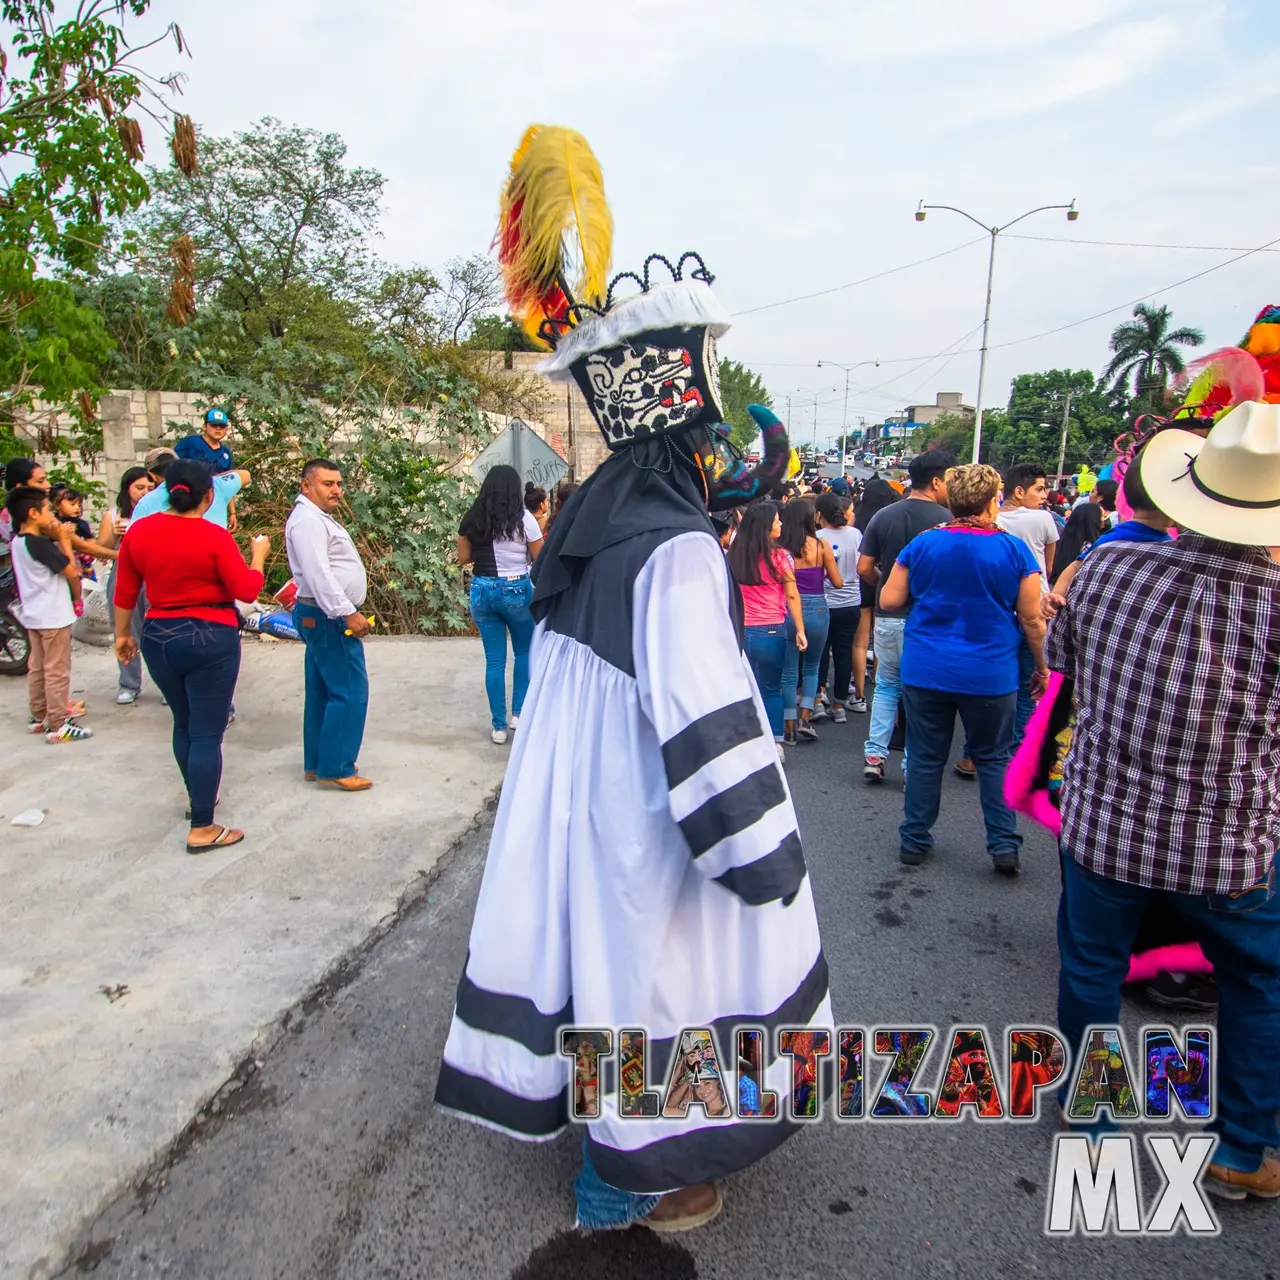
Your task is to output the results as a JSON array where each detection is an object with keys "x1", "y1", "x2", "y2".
[{"x1": 0, "y1": 556, "x2": 30, "y2": 676}]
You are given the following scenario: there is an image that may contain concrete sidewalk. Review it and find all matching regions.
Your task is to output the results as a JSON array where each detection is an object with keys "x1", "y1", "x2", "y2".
[{"x1": 0, "y1": 636, "x2": 507, "y2": 1280}]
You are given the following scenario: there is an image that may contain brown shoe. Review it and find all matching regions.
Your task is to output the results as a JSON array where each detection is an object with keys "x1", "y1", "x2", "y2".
[
  {"x1": 1206, "y1": 1158, "x2": 1280, "y2": 1200},
  {"x1": 641, "y1": 1182, "x2": 722, "y2": 1233},
  {"x1": 316, "y1": 775, "x2": 373, "y2": 792},
  {"x1": 954, "y1": 758, "x2": 977, "y2": 779},
  {"x1": 303, "y1": 771, "x2": 317, "y2": 781}
]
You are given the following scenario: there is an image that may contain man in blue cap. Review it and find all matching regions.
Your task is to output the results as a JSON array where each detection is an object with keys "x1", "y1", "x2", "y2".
[
  {"x1": 175, "y1": 408, "x2": 238, "y2": 529},
  {"x1": 176, "y1": 408, "x2": 234, "y2": 475}
]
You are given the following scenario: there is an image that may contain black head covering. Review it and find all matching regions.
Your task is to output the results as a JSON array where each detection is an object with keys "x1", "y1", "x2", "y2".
[
  {"x1": 854, "y1": 478, "x2": 899, "y2": 532},
  {"x1": 530, "y1": 431, "x2": 712, "y2": 620}
]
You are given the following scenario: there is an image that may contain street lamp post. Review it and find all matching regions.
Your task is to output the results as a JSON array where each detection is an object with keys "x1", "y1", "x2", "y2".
[
  {"x1": 915, "y1": 198, "x2": 1078, "y2": 464},
  {"x1": 818, "y1": 358, "x2": 880, "y2": 462}
]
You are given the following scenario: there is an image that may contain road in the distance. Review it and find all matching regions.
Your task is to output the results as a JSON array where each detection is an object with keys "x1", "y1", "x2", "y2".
[{"x1": 69, "y1": 706, "x2": 1271, "y2": 1280}]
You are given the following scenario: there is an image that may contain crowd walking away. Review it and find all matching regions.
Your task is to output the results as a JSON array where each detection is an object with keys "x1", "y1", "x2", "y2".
[{"x1": 7, "y1": 115, "x2": 1280, "y2": 1233}]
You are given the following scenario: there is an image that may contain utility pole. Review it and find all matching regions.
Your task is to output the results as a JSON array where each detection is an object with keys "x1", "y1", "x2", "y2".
[
  {"x1": 813, "y1": 392, "x2": 820, "y2": 459},
  {"x1": 1055, "y1": 390, "x2": 1076, "y2": 488},
  {"x1": 916, "y1": 198, "x2": 1079, "y2": 463}
]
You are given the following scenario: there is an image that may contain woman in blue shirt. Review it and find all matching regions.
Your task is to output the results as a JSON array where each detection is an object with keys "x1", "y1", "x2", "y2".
[{"x1": 880, "y1": 463, "x2": 1047, "y2": 875}]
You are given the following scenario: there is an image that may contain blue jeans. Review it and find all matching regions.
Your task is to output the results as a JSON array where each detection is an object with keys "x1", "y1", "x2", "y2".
[
  {"x1": 900, "y1": 684, "x2": 1021, "y2": 857},
  {"x1": 574, "y1": 1136, "x2": 661, "y2": 1229},
  {"x1": 782, "y1": 595, "x2": 830, "y2": 718},
  {"x1": 108, "y1": 563, "x2": 145, "y2": 693},
  {"x1": 865, "y1": 615, "x2": 906, "y2": 760},
  {"x1": 295, "y1": 602, "x2": 369, "y2": 780},
  {"x1": 1058, "y1": 853, "x2": 1280, "y2": 1173},
  {"x1": 743, "y1": 623, "x2": 787, "y2": 740},
  {"x1": 141, "y1": 617, "x2": 240, "y2": 828},
  {"x1": 470, "y1": 576, "x2": 535, "y2": 731},
  {"x1": 1013, "y1": 637, "x2": 1036, "y2": 747}
]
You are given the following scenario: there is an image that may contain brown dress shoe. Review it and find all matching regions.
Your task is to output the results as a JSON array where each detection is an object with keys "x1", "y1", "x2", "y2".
[
  {"x1": 954, "y1": 758, "x2": 977, "y2": 779},
  {"x1": 316, "y1": 775, "x2": 373, "y2": 792},
  {"x1": 303, "y1": 771, "x2": 317, "y2": 781},
  {"x1": 641, "y1": 1182, "x2": 722, "y2": 1232},
  {"x1": 1206, "y1": 1158, "x2": 1280, "y2": 1200}
]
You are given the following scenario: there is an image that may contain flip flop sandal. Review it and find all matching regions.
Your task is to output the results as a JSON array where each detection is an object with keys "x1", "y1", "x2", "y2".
[{"x1": 186, "y1": 826, "x2": 244, "y2": 855}]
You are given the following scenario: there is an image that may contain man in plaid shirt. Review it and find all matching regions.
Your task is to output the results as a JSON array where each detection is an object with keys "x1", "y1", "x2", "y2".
[{"x1": 1046, "y1": 404, "x2": 1280, "y2": 1201}]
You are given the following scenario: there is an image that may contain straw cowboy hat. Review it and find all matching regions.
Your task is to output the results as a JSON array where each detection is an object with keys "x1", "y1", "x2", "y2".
[{"x1": 1141, "y1": 401, "x2": 1280, "y2": 545}]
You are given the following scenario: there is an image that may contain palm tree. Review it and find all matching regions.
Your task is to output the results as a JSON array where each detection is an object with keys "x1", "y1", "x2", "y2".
[{"x1": 1102, "y1": 303, "x2": 1204, "y2": 403}]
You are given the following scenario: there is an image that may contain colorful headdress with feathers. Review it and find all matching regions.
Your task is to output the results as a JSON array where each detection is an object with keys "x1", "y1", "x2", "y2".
[
  {"x1": 495, "y1": 124, "x2": 790, "y2": 504},
  {"x1": 496, "y1": 125, "x2": 729, "y2": 447}
]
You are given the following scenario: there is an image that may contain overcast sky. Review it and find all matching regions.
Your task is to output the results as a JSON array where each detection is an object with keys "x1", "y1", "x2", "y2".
[{"x1": 134, "y1": 0, "x2": 1276, "y2": 442}]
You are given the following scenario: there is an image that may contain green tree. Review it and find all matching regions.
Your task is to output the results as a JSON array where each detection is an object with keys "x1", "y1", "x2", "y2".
[
  {"x1": 910, "y1": 410, "x2": 975, "y2": 461},
  {"x1": 997, "y1": 368, "x2": 1128, "y2": 476},
  {"x1": 0, "y1": 0, "x2": 187, "y2": 448},
  {"x1": 1102, "y1": 303, "x2": 1204, "y2": 413},
  {"x1": 718, "y1": 358, "x2": 772, "y2": 452},
  {"x1": 465, "y1": 312, "x2": 541, "y2": 355},
  {"x1": 131, "y1": 117, "x2": 386, "y2": 341}
]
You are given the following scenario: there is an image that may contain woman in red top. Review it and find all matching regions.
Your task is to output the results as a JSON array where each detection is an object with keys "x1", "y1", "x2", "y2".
[{"x1": 114, "y1": 461, "x2": 269, "y2": 853}]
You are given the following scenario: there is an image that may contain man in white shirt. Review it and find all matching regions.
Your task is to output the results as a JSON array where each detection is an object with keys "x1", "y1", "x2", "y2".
[
  {"x1": 997, "y1": 461, "x2": 1060, "y2": 746},
  {"x1": 997, "y1": 462, "x2": 1060, "y2": 588},
  {"x1": 285, "y1": 458, "x2": 373, "y2": 792}
]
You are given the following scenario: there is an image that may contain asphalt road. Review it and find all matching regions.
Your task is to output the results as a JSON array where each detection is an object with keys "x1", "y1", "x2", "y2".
[{"x1": 67, "y1": 694, "x2": 1274, "y2": 1280}]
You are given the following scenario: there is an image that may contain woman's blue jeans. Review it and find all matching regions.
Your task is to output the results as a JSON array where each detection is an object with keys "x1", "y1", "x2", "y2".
[
  {"x1": 782, "y1": 594, "x2": 830, "y2": 719},
  {"x1": 141, "y1": 617, "x2": 240, "y2": 828},
  {"x1": 469, "y1": 576, "x2": 535, "y2": 731},
  {"x1": 743, "y1": 623, "x2": 787, "y2": 741}
]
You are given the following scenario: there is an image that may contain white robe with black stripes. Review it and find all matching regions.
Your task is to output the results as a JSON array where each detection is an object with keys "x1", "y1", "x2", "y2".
[{"x1": 436, "y1": 528, "x2": 832, "y2": 1194}]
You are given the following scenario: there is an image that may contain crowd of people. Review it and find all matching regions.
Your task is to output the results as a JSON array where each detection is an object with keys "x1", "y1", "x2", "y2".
[{"x1": 3, "y1": 409, "x2": 378, "y2": 850}]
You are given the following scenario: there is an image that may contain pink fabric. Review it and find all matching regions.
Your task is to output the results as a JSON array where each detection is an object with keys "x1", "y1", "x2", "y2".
[
  {"x1": 1125, "y1": 942, "x2": 1213, "y2": 983},
  {"x1": 739, "y1": 549, "x2": 793, "y2": 627},
  {"x1": 1005, "y1": 671, "x2": 1212, "y2": 980},
  {"x1": 1004, "y1": 672, "x2": 1065, "y2": 836}
]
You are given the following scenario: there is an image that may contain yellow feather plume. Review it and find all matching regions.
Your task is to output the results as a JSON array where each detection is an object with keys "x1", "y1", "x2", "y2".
[{"x1": 497, "y1": 124, "x2": 613, "y2": 346}]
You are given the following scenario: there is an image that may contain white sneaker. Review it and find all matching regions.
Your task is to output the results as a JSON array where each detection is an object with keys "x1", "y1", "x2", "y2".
[
  {"x1": 116, "y1": 690, "x2": 137, "y2": 705},
  {"x1": 776, "y1": 742, "x2": 787, "y2": 766},
  {"x1": 509, "y1": 715, "x2": 520, "y2": 730},
  {"x1": 491, "y1": 728, "x2": 509, "y2": 745},
  {"x1": 47, "y1": 720, "x2": 93, "y2": 744},
  {"x1": 846, "y1": 695, "x2": 868, "y2": 713}
]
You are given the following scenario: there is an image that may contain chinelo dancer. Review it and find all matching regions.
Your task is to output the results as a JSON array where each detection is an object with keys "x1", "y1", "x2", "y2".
[{"x1": 435, "y1": 124, "x2": 831, "y2": 1232}]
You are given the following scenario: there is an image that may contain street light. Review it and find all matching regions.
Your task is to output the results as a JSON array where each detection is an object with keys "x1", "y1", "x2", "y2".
[
  {"x1": 795, "y1": 386, "x2": 837, "y2": 462},
  {"x1": 818, "y1": 358, "x2": 880, "y2": 461},
  {"x1": 916, "y1": 198, "x2": 1079, "y2": 463}
]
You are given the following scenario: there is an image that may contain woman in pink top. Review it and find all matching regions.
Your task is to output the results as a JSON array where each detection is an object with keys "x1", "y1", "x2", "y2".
[{"x1": 727, "y1": 501, "x2": 806, "y2": 760}]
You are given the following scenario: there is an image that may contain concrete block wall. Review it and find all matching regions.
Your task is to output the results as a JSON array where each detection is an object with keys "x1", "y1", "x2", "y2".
[{"x1": 14, "y1": 385, "x2": 576, "y2": 516}]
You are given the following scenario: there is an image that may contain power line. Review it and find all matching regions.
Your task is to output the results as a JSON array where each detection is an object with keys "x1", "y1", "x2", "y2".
[
  {"x1": 1004, "y1": 233, "x2": 1280, "y2": 254},
  {"x1": 988, "y1": 231, "x2": 1280, "y2": 352},
  {"x1": 734, "y1": 237, "x2": 986, "y2": 315},
  {"x1": 743, "y1": 230, "x2": 1280, "y2": 381}
]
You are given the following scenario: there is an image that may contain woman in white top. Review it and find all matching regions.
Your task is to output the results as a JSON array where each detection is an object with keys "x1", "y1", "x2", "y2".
[
  {"x1": 813, "y1": 492, "x2": 863, "y2": 724},
  {"x1": 457, "y1": 464, "x2": 544, "y2": 743},
  {"x1": 100, "y1": 466, "x2": 154, "y2": 704}
]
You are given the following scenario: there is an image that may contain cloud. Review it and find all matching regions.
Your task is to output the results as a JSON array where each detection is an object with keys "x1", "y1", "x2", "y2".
[{"x1": 1156, "y1": 54, "x2": 1280, "y2": 135}]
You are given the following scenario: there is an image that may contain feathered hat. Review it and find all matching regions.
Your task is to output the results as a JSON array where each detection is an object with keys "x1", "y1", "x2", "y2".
[
  {"x1": 497, "y1": 124, "x2": 729, "y2": 446},
  {"x1": 496, "y1": 124, "x2": 790, "y2": 507}
]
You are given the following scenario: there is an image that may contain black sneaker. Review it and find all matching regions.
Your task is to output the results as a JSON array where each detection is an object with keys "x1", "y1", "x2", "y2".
[
  {"x1": 899, "y1": 846, "x2": 927, "y2": 866},
  {"x1": 798, "y1": 721, "x2": 819, "y2": 742},
  {"x1": 863, "y1": 757, "x2": 885, "y2": 783},
  {"x1": 783, "y1": 724, "x2": 798, "y2": 746},
  {"x1": 992, "y1": 851, "x2": 1021, "y2": 876},
  {"x1": 1143, "y1": 971, "x2": 1219, "y2": 1012}
]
